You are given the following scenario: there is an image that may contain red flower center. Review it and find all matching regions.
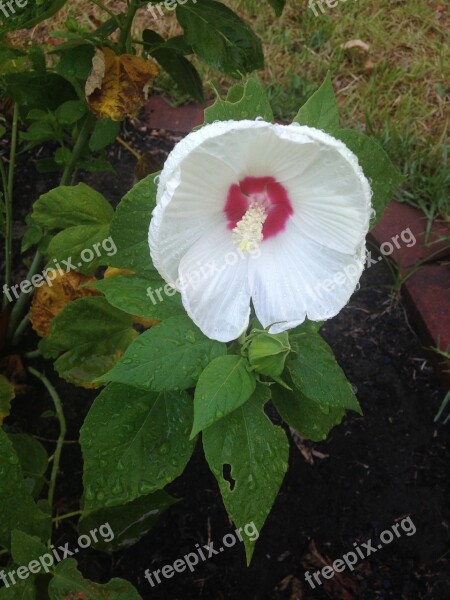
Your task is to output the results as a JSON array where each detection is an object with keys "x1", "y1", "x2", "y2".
[{"x1": 224, "y1": 176, "x2": 293, "y2": 240}]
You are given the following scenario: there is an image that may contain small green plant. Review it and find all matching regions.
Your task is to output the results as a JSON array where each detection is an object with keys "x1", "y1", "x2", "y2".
[{"x1": 1, "y1": 75, "x2": 404, "y2": 595}]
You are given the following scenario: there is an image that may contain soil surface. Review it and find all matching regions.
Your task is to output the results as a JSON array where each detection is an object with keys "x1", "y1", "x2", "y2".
[{"x1": 3, "y1": 118, "x2": 449, "y2": 600}]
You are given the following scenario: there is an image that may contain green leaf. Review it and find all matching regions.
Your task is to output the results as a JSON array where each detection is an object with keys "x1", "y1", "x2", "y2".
[
  {"x1": 78, "y1": 156, "x2": 114, "y2": 174},
  {"x1": 176, "y1": 0, "x2": 264, "y2": 77},
  {"x1": 191, "y1": 355, "x2": 256, "y2": 438},
  {"x1": 54, "y1": 146, "x2": 71, "y2": 165},
  {"x1": 107, "y1": 173, "x2": 158, "y2": 276},
  {"x1": 32, "y1": 183, "x2": 113, "y2": 230},
  {"x1": 39, "y1": 297, "x2": 137, "y2": 388},
  {"x1": 3, "y1": 72, "x2": 76, "y2": 113},
  {"x1": 49, "y1": 559, "x2": 141, "y2": 600},
  {"x1": 55, "y1": 45, "x2": 96, "y2": 87},
  {"x1": 143, "y1": 30, "x2": 204, "y2": 103},
  {"x1": 79, "y1": 491, "x2": 178, "y2": 552},
  {"x1": 265, "y1": 0, "x2": 286, "y2": 15},
  {"x1": 45, "y1": 223, "x2": 112, "y2": 273},
  {"x1": 203, "y1": 385, "x2": 289, "y2": 563},
  {"x1": 89, "y1": 118, "x2": 121, "y2": 152},
  {"x1": 289, "y1": 319, "x2": 323, "y2": 335},
  {"x1": 204, "y1": 80, "x2": 273, "y2": 123},
  {"x1": 20, "y1": 121, "x2": 57, "y2": 145},
  {"x1": 293, "y1": 73, "x2": 339, "y2": 134},
  {"x1": 334, "y1": 129, "x2": 405, "y2": 228},
  {"x1": 55, "y1": 100, "x2": 87, "y2": 125},
  {"x1": 287, "y1": 333, "x2": 361, "y2": 414},
  {"x1": 98, "y1": 315, "x2": 226, "y2": 391},
  {"x1": 0, "y1": 429, "x2": 51, "y2": 549},
  {"x1": 81, "y1": 383, "x2": 196, "y2": 511},
  {"x1": 21, "y1": 214, "x2": 45, "y2": 253},
  {"x1": 0, "y1": 0, "x2": 69, "y2": 34},
  {"x1": 91, "y1": 274, "x2": 184, "y2": 320},
  {"x1": 11, "y1": 530, "x2": 47, "y2": 565},
  {"x1": 31, "y1": 183, "x2": 114, "y2": 273},
  {"x1": 0, "y1": 578, "x2": 36, "y2": 599},
  {"x1": 0, "y1": 374, "x2": 15, "y2": 425},
  {"x1": 8, "y1": 434, "x2": 48, "y2": 498},
  {"x1": 272, "y1": 377, "x2": 346, "y2": 441}
]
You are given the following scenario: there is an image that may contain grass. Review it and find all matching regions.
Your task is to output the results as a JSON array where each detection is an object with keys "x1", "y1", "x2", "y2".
[
  {"x1": 156, "y1": 0, "x2": 450, "y2": 225},
  {"x1": 6, "y1": 0, "x2": 450, "y2": 223}
]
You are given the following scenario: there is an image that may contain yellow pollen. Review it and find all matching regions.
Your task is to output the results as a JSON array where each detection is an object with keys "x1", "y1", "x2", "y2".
[{"x1": 232, "y1": 201, "x2": 268, "y2": 252}]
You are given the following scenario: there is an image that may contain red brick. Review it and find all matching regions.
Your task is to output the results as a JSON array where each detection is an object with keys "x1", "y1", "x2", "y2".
[
  {"x1": 144, "y1": 97, "x2": 209, "y2": 133},
  {"x1": 403, "y1": 264, "x2": 450, "y2": 382},
  {"x1": 370, "y1": 202, "x2": 450, "y2": 271}
]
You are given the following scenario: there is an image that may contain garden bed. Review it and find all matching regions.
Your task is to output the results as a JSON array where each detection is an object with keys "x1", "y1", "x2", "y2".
[{"x1": 6, "y1": 122, "x2": 449, "y2": 600}]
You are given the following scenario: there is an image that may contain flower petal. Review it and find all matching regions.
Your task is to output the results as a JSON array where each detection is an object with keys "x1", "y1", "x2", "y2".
[
  {"x1": 178, "y1": 223, "x2": 251, "y2": 342},
  {"x1": 278, "y1": 125, "x2": 372, "y2": 254},
  {"x1": 248, "y1": 218, "x2": 366, "y2": 333},
  {"x1": 155, "y1": 120, "x2": 271, "y2": 203},
  {"x1": 150, "y1": 150, "x2": 236, "y2": 285}
]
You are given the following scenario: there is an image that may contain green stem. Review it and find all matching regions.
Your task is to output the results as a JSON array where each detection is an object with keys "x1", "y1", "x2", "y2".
[
  {"x1": 25, "y1": 349, "x2": 41, "y2": 359},
  {"x1": 118, "y1": 0, "x2": 138, "y2": 53},
  {"x1": 91, "y1": 0, "x2": 118, "y2": 20},
  {"x1": 28, "y1": 367, "x2": 67, "y2": 515},
  {"x1": 52, "y1": 509, "x2": 82, "y2": 523},
  {"x1": 7, "y1": 250, "x2": 42, "y2": 341},
  {"x1": 7, "y1": 114, "x2": 95, "y2": 342},
  {"x1": 12, "y1": 314, "x2": 29, "y2": 346},
  {"x1": 60, "y1": 114, "x2": 95, "y2": 186},
  {"x1": 3, "y1": 104, "x2": 19, "y2": 309}
]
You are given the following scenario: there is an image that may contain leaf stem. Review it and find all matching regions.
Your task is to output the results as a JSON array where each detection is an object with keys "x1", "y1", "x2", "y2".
[
  {"x1": 52, "y1": 509, "x2": 82, "y2": 523},
  {"x1": 28, "y1": 367, "x2": 67, "y2": 514},
  {"x1": 116, "y1": 135, "x2": 141, "y2": 160}
]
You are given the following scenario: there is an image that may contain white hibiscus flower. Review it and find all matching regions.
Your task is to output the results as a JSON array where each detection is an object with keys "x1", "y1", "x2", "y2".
[{"x1": 149, "y1": 120, "x2": 372, "y2": 342}]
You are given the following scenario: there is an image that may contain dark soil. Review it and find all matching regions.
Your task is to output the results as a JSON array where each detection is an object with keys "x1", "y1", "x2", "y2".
[{"x1": 3, "y1": 117, "x2": 449, "y2": 600}]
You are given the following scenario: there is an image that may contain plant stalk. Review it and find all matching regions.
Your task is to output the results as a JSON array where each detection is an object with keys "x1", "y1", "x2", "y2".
[
  {"x1": 3, "y1": 103, "x2": 19, "y2": 309},
  {"x1": 28, "y1": 367, "x2": 67, "y2": 515},
  {"x1": 7, "y1": 114, "x2": 95, "y2": 342},
  {"x1": 7, "y1": 249, "x2": 42, "y2": 340},
  {"x1": 118, "y1": 0, "x2": 138, "y2": 53}
]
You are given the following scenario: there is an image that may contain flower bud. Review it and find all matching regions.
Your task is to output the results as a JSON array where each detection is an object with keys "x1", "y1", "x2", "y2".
[{"x1": 248, "y1": 331, "x2": 291, "y2": 377}]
